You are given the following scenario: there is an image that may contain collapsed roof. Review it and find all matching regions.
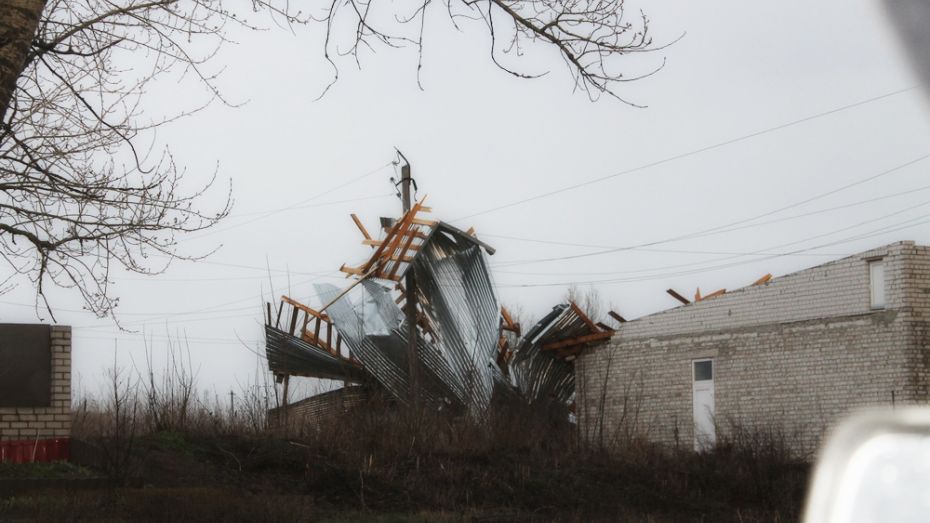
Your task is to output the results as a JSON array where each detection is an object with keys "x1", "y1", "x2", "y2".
[{"x1": 264, "y1": 200, "x2": 614, "y2": 411}]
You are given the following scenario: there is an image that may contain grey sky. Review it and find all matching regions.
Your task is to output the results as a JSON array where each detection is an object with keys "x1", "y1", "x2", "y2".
[{"x1": 4, "y1": 0, "x2": 929, "y2": 396}]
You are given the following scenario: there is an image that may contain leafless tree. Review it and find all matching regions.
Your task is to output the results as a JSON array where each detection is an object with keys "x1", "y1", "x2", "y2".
[
  {"x1": 0, "y1": 1, "x2": 667, "y2": 319},
  {"x1": 312, "y1": 0, "x2": 672, "y2": 104},
  {"x1": 0, "y1": 1, "x2": 276, "y2": 319}
]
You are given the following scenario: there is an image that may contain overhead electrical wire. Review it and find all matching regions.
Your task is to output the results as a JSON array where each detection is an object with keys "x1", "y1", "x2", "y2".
[
  {"x1": 489, "y1": 152, "x2": 930, "y2": 268},
  {"x1": 485, "y1": 179, "x2": 930, "y2": 259},
  {"x1": 496, "y1": 204, "x2": 930, "y2": 287},
  {"x1": 178, "y1": 161, "x2": 395, "y2": 242},
  {"x1": 38, "y1": 90, "x2": 928, "y2": 343},
  {"x1": 452, "y1": 85, "x2": 917, "y2": 222}
]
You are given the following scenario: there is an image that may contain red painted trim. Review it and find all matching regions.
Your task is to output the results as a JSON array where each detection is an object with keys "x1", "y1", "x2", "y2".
[{"x1": 0, "y1": 438, "x2": 70, "y2": 463}]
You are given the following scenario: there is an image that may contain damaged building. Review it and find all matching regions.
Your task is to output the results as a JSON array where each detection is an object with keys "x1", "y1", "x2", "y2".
[
  {"x1": 264, "y1": 199, "x2": 613, "y2": 424},
  {"x1": 576, "y1": 241, "x2": 930, "y2": 454}
]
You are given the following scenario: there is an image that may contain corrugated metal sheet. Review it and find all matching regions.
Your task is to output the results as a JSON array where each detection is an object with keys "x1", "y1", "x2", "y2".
[
  {"x1": 264, "y1": 206, "x2": 612, "y2": 414},
  {"x1": 264, "y1": 325, "x2": 368, "y2": 383}
]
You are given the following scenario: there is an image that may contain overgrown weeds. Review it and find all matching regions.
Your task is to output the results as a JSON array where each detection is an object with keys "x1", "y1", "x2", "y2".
[{"x1": 61, "y1": 352, "x2": 808, "y2": 521}]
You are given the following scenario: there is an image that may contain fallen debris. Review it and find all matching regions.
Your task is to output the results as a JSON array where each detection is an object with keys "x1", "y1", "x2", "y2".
[{"x1": 264, "y1": 201, "x2": 613, "y2": 414}]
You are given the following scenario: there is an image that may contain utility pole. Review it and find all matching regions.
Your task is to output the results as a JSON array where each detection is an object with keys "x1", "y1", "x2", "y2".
[{"x1": 397, "y1": 150, "x2": 419, "y2": 409}]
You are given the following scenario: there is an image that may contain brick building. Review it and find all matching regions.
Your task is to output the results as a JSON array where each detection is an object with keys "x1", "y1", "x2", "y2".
[
  {"x1": 576, "y1": 241, "x2": 930, "y2": 455},
  {"x1": 0, "y1": 325, "x2": 72, "y2": 462}
]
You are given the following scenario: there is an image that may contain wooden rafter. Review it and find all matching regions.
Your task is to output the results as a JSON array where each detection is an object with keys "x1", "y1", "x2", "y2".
[
  {"x1": 569, "y1": 301, "x2": 598, "y2": 332},
  {"x1": 500, "y1": 306, "x2": 521, "y2": 336},
  {"x1": 666, "y1": 289, "x2": 691, "y2": 305},
  {"x1": 694, "y1": 287, "x2": 726, "y2": 302},
  {"x1": 608, "y1": 310, "x2": 627, "y2": 323},
  {"x1": 350, "y1": 214, "x2": 372, "y2": 241},
  {"x1": 542, "y1": 331, "x2": 613, "y2": 351},
  {"x1": 359, "y1": 198, "x2": 429, "y2": 279},
  {"x1": 276, "y1": 296, "x2": 363, "y2": 369}
]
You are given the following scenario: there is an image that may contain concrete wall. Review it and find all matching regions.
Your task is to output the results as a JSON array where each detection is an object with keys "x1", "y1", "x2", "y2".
[
  {"x1": 0, "y1": 326, "x2": 71, "y2": 441},
  {"x1": 577, "y1": 241, "x2": 930, "y2": 455}
]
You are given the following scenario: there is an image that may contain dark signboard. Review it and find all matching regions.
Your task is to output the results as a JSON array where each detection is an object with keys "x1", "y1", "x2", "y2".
[{"x1": 0, "y1": 324, "x2": 52, "y2": 407}]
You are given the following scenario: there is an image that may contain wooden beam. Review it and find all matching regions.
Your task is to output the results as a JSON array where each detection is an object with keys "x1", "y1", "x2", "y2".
[
  {"x1": 596, "y1": 322, "x2": 615, "y2": 332},
  {"x1": 703, "y1": 288, "x2": 726, "y2": 300},
  {"x1": 388, "y1": 229, "x2": 418, "y2": 281},
  {"x1": 542, "y1": 331, "x2": 613, "y2": 351},
  {"x1": 350, "y1": 214, "x2": 372, "y2": 241},
  {"x1": 281, "y1": 296, "x2": 329, "y2": 321},
  {"x1": 360, "y1": 206, "x2": 411, "y2": 273},
  {"x1": 411, "y1": 217, "x2": 438, "y2": 227},
  {"x1": 500, "y1": 306, "x2": 521, "y2": 335},
  {"x1": 366, "y1": 202, "x2": 422, "y2": 275},
  {"x1": 608, "y1": 311, "x2": 627, "y2": 323},
  {"x1": 289, "y1": 306, "x2": 299, "y2": 335},
  {"x1": 339, "y1": 264, "x2": 365, "y2": 276},
  {"x1": 326, "y1": 322, "x2": 333, "y2": 353},
  {"x1": 753, "y1": 273, "x2": 773, "y2": 286},
  {"x1": 569, "y1": 301, "x2": 599, "y2": 332},
  {"x1": 666, "y1": 289, "x2": 691, "y2": 305}
]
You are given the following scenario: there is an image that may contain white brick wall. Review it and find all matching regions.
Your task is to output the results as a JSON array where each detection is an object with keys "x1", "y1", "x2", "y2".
[
  {"x1": 577, "y1": 242, "x2": 930, "y2": 455},
  {"x1": 0, "y1": 326, "x2": 71, "y2": 440}
]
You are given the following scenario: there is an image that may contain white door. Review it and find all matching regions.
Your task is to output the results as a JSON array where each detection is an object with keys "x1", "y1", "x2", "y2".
[{"x1": 692, "y1": 359, "x2": 715, "y2": 452}]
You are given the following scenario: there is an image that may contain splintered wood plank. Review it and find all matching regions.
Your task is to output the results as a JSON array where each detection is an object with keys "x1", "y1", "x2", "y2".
[
  {"x1": 541, "y1": 331, "x2": 614, "y2": 351},
  {"x1": 608, "y1": 311, "x2": 627, "y2": 323},
  {"x1": 753, "y1": 273, "x2": 773, "y2": 286},
  {"x1": 466, "y1": 227, "x2": 476, "y2": 236},
  {"x1": 350, "y1": 214, "x2": 372, "y2": 241},
  {"x1": 666, "y1": 289, "x2": 691, "y2": 305},
  {"x1": 340, "y1": 264, "x2": 365, "y2": 276},
  {"x1": 411, "y1": 217, "x2": 438, "y2": 227},
  {"x1": 703, "y1": 288, "x2": 726, "y2": 300}
]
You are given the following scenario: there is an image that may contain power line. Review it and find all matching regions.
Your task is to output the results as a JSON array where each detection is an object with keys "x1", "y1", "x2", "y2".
[
  {"x1": 489, "y1": 152, "x2": 930, "y2": 267},
  {"x1": 453, "y1": 85, "x2": 918, "y2": 222},
  {"x1": 497, "y1": 206, "x2": 930, "y2": 287},
  {"x1": 179, "y1": 162, "x2": 394, "y2": 242}
]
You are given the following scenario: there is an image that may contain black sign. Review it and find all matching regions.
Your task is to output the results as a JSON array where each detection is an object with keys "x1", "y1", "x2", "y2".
[{"x1": 0, "y1": 324, "x2": 52, "y2": 407}]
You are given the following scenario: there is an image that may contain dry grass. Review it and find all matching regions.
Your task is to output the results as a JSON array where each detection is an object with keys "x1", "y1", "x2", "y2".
[{"x1": 34, "y1": 353, "x2": 811, "y2": 522}]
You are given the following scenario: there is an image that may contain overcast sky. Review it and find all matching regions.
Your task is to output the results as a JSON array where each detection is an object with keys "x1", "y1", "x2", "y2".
[{"x1": 5, "y1": 0, "x2": 930, "y2": 399}]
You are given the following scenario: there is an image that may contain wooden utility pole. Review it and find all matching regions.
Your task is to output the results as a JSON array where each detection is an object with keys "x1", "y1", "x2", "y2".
[{"x1": 397, "y1": 151, "x2": 419, "y2": 409}]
